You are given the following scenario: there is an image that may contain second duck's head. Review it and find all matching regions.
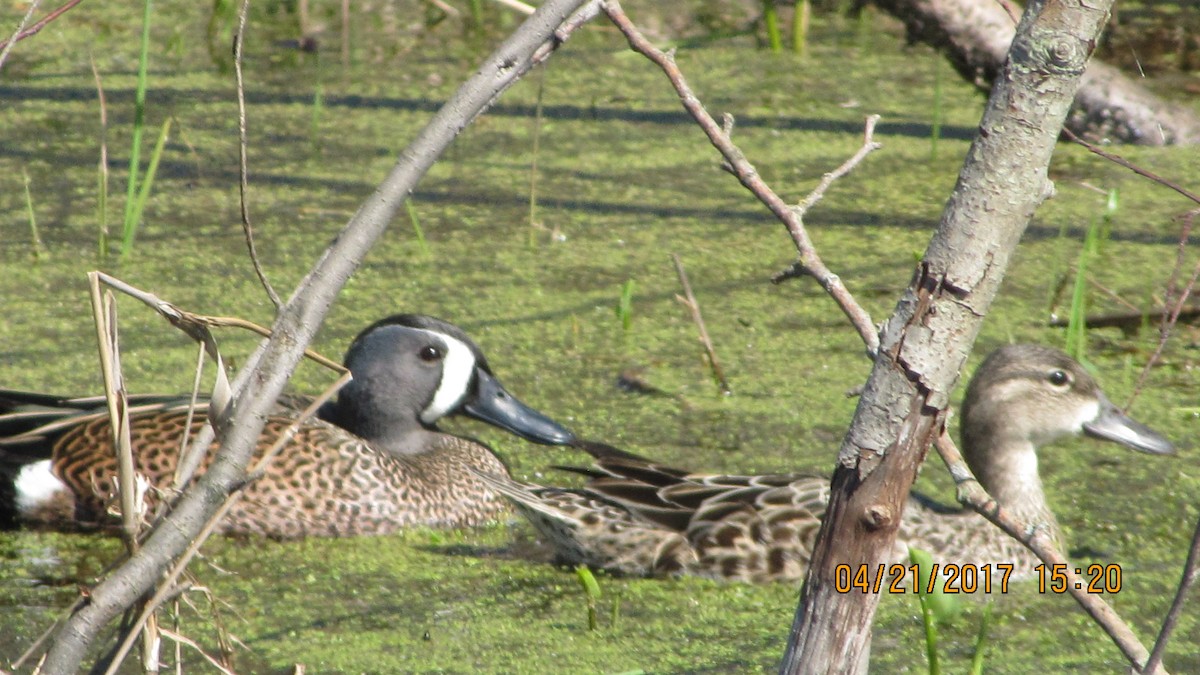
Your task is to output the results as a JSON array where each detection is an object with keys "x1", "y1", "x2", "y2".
[
  {"x1": 960, "y1": 344, "x2": 1174, "y2": 483},
  {"x1": 325, "y1": 314, "x2": 575, "y2": 452}
]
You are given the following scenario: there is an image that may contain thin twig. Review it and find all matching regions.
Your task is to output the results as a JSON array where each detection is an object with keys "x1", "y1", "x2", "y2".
[
  {"x1": 1144, "y1": 513, "x2": 1200, "y2": 674},
  {"x1": 0, "y1": 0, "x2": 38, "y2": 72},
  {"x1": 340, "y1": 0, "x2": 350, "y2": 70},
  {"x1": 156, "y1": 628, "x2": 237, "y2": 675},
  {"x1": 102, "y1": 372, "x2": 351, "y2": 673},
  {"x1": 931, "y1": 432, "x2": 1161, "y2": 673},
  {"x1": 91, "y1": 272, "x2": 344, "y2": 373},
  {"x1": 426, "y1": 0, "x2": 462, "y2": 17},
  {"x1": 798, "y1": 114, "x2": 883, "y2": 214},
  {"x1": 88, "y1": 285, "x2": 142, "y2": 552},
  {"x1": 535, "y1": 1, "x2": 601, "y2": 64},
  {"x1": 1062, "y1": 128, "x2": 1200, "y2": 207},
  {"x1": 528, "y1": 67, "x2": 545, "y2": 238},
  {"x1": 671, "y1": 254, "x2": 730, "y2": 395},
  {"x1": 772, "y1": 117, "x2": 883, "y2": 285},
  {"x1": 1063, "y1": 127, "x2": 1200, "y2": 410},
  {"x1": 234, "y1": 0, "x2": 283, "y2": 310},
  {"x1": 11, "y1": 597, "x2": 87, "y2": 669},
  {"x1": 492, "y1": 0, "x2": 536, "y2": 14},
  {"x1": 603, "y1": 6, "x2": 1175, "y2": 670},
  {"x1": 90, "y1": 54, "x2": 111, "y2": 257},
  {"x1": 1088, "y1": 277, "x2": 1145, "y2": 315},
  {"x1": 602, "y1": 0, "x2": 881, "y2": 356},
  {"x1": 2, "y1": 0, "x2": 82, "y2": 63},
  {"x1": 41, "y1": 2, "x2": 597, "y2": 668},
  {"x1": 174, "y1": 342, "x2": 209, "y2": 493},
  {"x1": 993, "y1": 0, "x2": 1022, "y2": 24},
  {"x1": 1130, "y1": 210, "x2": 1200, "y2": 406},
  {"x1": 1139, "y1": 218, "x2": 1200, "y2": 675}
]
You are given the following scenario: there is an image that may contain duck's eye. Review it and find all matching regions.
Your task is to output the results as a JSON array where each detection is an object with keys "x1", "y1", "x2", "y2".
[
  {"x1": 1047, "y1": 370, "x2": 1070, "y2": 387},
  {"x1": 419, "y1": 345, "x2": 442, "y2": 362}
]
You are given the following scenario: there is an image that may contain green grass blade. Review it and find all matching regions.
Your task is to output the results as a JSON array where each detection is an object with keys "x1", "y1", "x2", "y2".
[
  {"x1": 121, "y1": 0, "x2": 155, "y2": 255},
  {"x1": 909, "y1": 547, "x2": 941, "y2": 675},
  {"x1": 969, "y1": 602, "x2": 994, "y2": 675},
  {"x1": 97, "y1": 158, "x2": 109, "y2": 258},
  {"x1": 616, "y1": 280, "x2": 636, "y2": 333},
  {"x1": 930, "y1": 53, "x2": 942, "y2": 161},
  {"x1": 122, "y1": 118, "x2": 172, "y2": 259},
  {"x1": 575, "y1": 565, "x2": 601, "y2": 631},
  {"x1": 22, "y1": 169, "x2": 47, "y2": 259},
  {"x1": 1065, "y1": 218, "x2": 1101, "y2": 360},
  {"x1": 310, "y1": 83, "x2": 324, "y2": 153},
  {"x1": 405, "y1": 199, "x2": 430, "y2": 257},
  {"x1": 762, "y1": 0, "x2": 782, "y2": 52},
  {"x1": 792, "y1": 0, "x2": 810, "y2": 55}
]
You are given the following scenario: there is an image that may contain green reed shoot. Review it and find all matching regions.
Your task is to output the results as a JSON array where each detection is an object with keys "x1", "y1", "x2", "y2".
[
  {"x1": 404, "y1": 199, "x2": 430, "y2": 257},
  {"x1": 97, "y1": 149, "x2": 110, "y2": 258},
  {"x1": 122, "y1": 118, "x2": 172, "y2": 258},
  {"x1": 1064, "y1": 222, "x2": 1096, "y2": 361},
  {"x1": 311, "y1": 83, "x2": 325, "y2": 154},
  {"x1": 120, "y1": 0, "x2": 155, "y2": 258},
  {"x1": 90, "y1": 55, "x2": 111, "y2": 259},
  {"x1": 1065, "y1": 190, "x2": 1117, "y2": 361},
  {"x1": 969, "y1": 602, "x2": 994, "y2": 675},
  {"x1": 528, "y1": 68, "x2": 546, "y2": 248},
  {"x1": 22, "y1": 169, "x2": 47, "y2": 259},
  {"x1": 575, "y1": 565, "x2": 601, "y2": 631},
  {"x1": 468, "y1": 0, "x2": 485, "y2": 31},
  {"x1": 930, "y1": 53, "x2": 943, "y2": 161},
  {"x1": 762, "y1": 0, "x2": 783, "y2": 52},
  {"x1": 909, "y1": 547, "x2": 962, "y2": 675},
  {"x1": 616, "y1": 280, "x2": 636, "y2": 333},
  {"x1": 792, "y1": 0, "x2": 810, "y2": 56}
]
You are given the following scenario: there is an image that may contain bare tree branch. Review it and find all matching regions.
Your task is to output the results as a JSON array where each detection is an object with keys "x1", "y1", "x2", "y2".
[
  {"x1": 0, "y1": 0, "x2": 86, "y2": 60},
  {"x1": 603, "y1": 0, "x2": 881, "y2": 357},
  {"x1": 781, "y1": 0, "x2": 1127, "y2": 669},
  {"x1": 671, "y1": 253, "x2": 730, "y2": 395},
  {"x1": 37, "y1": 1, "x2": 598, "y2": 670},
  {"x1": 930, "y1": 432, "x2": 1161, "y2": 672},
  {"x1": 233, "y1": 0, "x2": 283, "y2": 309}
]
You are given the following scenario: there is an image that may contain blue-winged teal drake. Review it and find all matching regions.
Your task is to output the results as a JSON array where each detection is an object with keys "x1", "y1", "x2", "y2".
[
  {"x1": 0, "y1": 314, "x2": 574, "y2": 537},
  {"x1": 476, "y1": 344, "x2": 1174, "y2": 583}
]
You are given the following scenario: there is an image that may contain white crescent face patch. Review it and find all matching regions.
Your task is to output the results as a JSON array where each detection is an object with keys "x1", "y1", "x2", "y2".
[{"x1": 417, "y1": 330, "x2": 477, "y2": 424}]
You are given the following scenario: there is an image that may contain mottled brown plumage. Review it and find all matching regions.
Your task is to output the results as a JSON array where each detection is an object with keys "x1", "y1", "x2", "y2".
[
  {"x1": 1, "y1": 314, "x2": 574, "y2": 537},
  {"x1": 479, "y1": 345, "x2": 1174, "y2": 582}
]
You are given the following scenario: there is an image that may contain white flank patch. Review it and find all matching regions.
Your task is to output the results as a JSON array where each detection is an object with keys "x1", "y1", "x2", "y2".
[
  {"x1": 15, "y1": 460, "x2": 67, "y2": 516},
  {"x1": 419, "y1": 331, "x2": 477, "y2": 424}
]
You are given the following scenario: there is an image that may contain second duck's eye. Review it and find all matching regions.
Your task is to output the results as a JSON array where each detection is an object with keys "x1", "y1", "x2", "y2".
[
  {"x1": 419, "y1": 345, "x2": 442, "y2": 362},
  {"x1": 1047, "y1": 370, "x2": 1070, "y2": 387}
]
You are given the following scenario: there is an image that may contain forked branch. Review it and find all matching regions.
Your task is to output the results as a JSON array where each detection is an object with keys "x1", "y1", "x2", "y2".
[{"x1": 603, "y1": 0, "x2": 881, "y2": 357}]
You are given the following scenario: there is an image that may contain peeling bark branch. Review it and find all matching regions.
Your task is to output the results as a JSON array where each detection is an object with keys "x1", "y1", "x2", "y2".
[
  {"x1": 37, "y1": 1, "x2": 597, "y2": 670},
  {"x1": 781, "y1": 0, "x2": 1124, "y2": 670}
]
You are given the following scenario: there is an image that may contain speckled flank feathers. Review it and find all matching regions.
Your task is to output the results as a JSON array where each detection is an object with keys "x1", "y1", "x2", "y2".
[
  {"x1": 0, "y1": 314, "x2": 574, "y2": 537},
  {"x1": 481, "y1": 344, "x2": 1173, "y2": 582}
]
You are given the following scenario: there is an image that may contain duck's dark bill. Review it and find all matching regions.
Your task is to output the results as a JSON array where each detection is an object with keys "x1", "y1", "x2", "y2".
[
  {"x1": 1083, "y1": 395, "x2": 1175, "y2": 455},
  {"x1": 463, "y1": 369, "x2": 575, "y2": 445}
]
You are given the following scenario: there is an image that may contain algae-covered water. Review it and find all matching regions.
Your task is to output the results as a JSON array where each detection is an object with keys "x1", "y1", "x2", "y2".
[{"x1": 1, "y1": 1, "x2": 1198, "y2": 672}]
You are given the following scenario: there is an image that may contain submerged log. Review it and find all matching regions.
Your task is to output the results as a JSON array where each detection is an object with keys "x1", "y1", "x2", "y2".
[{"x1": 872, "y1": 0, "x2": 1200, "y2": 145}]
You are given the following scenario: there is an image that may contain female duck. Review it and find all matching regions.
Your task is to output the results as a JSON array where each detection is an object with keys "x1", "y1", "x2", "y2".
[
  {"x1": 0, "y1": 314, "x2": 574, "y2": 537},
  {"x1": 478, "y1": 344, "x2": 1173, "y2": 582}
]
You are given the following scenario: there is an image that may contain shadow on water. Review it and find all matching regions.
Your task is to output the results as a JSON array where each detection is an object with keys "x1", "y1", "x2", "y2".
[{"x1": 0, "y1": 83, "x2": 981, "y2": 142}]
